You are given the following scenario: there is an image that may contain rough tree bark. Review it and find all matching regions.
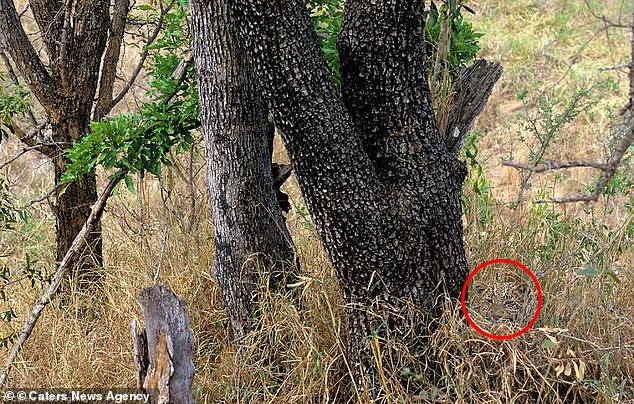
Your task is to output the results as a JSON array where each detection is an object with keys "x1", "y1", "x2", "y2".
[
  {"x1": 191, "y1": 0, "x2": 500, "y2": 391},
  {"x1": 134, "y1": 285, "x2": 195, "y2": 404},
  {"x1": 190, "y1": 0, "x2": 295, "y2": 340},
  {"x1": 0, "y1": 0, "x2": 132, "y2": 283},
  {"x1": 225, "y1": 0, "x2": 469, "y2": 380}
]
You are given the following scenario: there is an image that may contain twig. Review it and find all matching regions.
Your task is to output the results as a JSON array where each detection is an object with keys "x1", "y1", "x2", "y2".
[
  {"x1": 582, "y1": 0, "x2": 629, "y2": 29},
  {"x1": 0, "y1": 145, "x2": 45, "y2": 171},
  {"x1": 108, "y1": 1, "x2": 175, "y2": 111},
  {"x1": 0, "y1": 169, "x2": 126, "y2": 389},
  {"x1": 599, "y1": 63, "x2": 632, "y2": 71},
  {"x1": 27, "y1": 182, "x2": 63, "y2": 206},
  {"x1": 502, "y1": 115, "x2": 634, "y2": 203}
]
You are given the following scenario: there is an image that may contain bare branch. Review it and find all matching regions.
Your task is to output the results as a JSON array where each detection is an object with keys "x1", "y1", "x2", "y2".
[
  {"x1": 94, "y1": 0, "x2": 131, "y2": 120},
  {"x1": 502, "y1": 159, "x2": 608, "y2": 172},
  {"x1": 539, "y1": 193, "x2": 600, "y2": 204},
  {"x1": 108, "y1": 1, "x2": 175, "y2": 111},
  {"x1": 0, "y1": 144, "x2": 46, "y2": 170},
  {"x1": 0, "y1": 169, "x2": 126, "y2": 389},
  {"x1": 28, "y1": 183, "x2": 62, "y2": 206},
  {"x1": 533, "y1": 116, "x2": 634, "y2": 204},
  {"x1": 583, "y1": 0, "x2": 630, "y2": 29},
  {"x1": 599, "y1": 63, "x2": 632, "y2": 71}
]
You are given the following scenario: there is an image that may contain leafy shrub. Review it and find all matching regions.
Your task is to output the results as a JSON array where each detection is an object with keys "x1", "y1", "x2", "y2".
[
  {"x1": 425, "y1": 0, "x2": 483, "y2": 78},
  {"x1": 63, "y1": 2, "x2": 198, "y2": 190},
  {"x1": 0, "y1": 81, "x2": 31, "y2": 143}
]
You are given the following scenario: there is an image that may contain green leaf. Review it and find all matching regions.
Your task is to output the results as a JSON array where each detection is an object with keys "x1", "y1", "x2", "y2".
[
  {"x1": 541, "y1": 335, "x2": 559, "y2": 350},
  {"x1": 577, "y1": 265, "x2": 598, "y2": 277},
  {"x1": 124, "y1": 176, "x2": 135, "y2": 194}
]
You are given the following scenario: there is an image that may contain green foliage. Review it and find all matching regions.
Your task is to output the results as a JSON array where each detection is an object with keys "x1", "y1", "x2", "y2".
[
  {"x1": 426, "y1": 0, "x2": 483, "y2": 77},
  {"x1": 306, "y1": 0, "x2": 482, "y2": 86},
  {"x1": 462, "y1": 130, "x2": 493, "y2": 227},
  {"x1": 62, "y1": 2, "x2": 198, "y2": 189},
  {"x1": 307, "y1": 0, "x2": 343, "y2": 86},
  {"x1": 0, "y1": 177, "x2": 24, "y2": 230},
  {"x1": 63, "y1": 101, "x2": 198, "y2": 184},
  {"x1": 0, "y1": 80, "x2": 31, "y2": 142},
  {"x1": 517, "y1": 87, "x2": 599, "y2": 166}
]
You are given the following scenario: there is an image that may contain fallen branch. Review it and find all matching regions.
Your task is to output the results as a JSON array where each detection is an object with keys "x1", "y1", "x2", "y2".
[{"x1": 0, "y1": 170, "x2": 126, "y2": 389}]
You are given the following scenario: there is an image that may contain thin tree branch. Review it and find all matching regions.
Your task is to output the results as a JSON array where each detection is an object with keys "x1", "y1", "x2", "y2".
[
  {"x1": 108, "y1": 1, "x2": 175, "y2": 111},
  {"x1": 94, "y1": 0, "x2": 131, "y2": 120},
  {"x1": 599, "y1": 63, "x2": 632, "y2": 71},
  {"x1": 27, "y1": 182, "x2": 63, "y2": 206},
  {"x1": 502, "y1": 159, "x2": 608, "y2": 172},
  {"x1": 583, "y1": 0, "x2": 630, "y2": 29},
  {"x1": 0, "y1": 144, "x2": 45, "y2": 170},
  {"x1": 516, "y1": 116, "x2": 634, "y2": 204},
  {"x1": 0, "y1": 169, "x2": 126, "y2": 390}
]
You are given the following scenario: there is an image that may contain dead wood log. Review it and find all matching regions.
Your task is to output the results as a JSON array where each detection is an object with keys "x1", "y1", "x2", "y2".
[{"x1": 133, "y1": 285, "x2": 195, "y2": 404}]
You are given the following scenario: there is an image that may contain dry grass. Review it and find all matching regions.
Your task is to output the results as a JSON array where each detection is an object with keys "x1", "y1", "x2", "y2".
[{"x1": 1, "y1": 0, "x2": 634, "y2": 402}]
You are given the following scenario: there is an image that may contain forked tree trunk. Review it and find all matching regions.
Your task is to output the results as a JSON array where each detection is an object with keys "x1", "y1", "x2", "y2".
[
  {"x1": 190, "y1": 0, "x2": 501, "y2": 391},
  {"x1": 190, "y1": 0, "x2": 295, "y2": 340},
  {"x1": 0, "y1": 0, "x2": 129, "y2": 286},
  {"x1": 227, "y1": 0, "x2": 469, "y2": 384}
]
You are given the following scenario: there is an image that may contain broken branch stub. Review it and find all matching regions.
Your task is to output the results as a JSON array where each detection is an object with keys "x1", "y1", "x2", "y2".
[
  {"x1": 446, "y1": 59, "x2": 504, "y2": 154},
  {"x1": 134, "y1": 285, "x2": 195, "y2": 404}
]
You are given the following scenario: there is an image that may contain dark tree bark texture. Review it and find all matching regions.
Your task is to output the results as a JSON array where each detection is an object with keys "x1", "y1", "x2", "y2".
[
  {"x1": 190, "y1": 0, "x2": 295, "y2": 340},
  {"x1": 226, "y1": 0, "x2": 468, "y2": 376},
  {"x1": 0, "y1": 0, "x2": 133, "y2": 282},
  {"x1": 190, "y1": 0, "x2": 501, "y2": 390}
]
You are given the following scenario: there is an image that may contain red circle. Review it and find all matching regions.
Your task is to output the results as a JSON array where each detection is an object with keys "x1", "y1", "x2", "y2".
[{"x1": 461, "y1": 259, "x2": 542, "y2": 340}]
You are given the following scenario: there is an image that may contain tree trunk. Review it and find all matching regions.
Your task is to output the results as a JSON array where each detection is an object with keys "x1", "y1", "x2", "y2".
[
  {"x1": 190, "y1": 0, "x2": 295, "y2": 340},
  {"x1": 51, "y1": 121, "x2": 102, "y2": 282},
  {"x1": 0, "y1": 0, "x2": 124, "y2": 287},
  {"x1": 227, "y1": 0, "x2": 469, "y2": 386}
]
